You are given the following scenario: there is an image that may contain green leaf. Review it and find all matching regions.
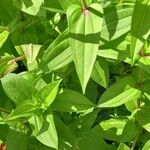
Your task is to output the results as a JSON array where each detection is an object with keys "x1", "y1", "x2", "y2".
[
  {"x1": 16, "y1": 44, "x2": 41, "y2": 71},
  {"x1": 5, "y1": 100, "x2": 39, "y2": 121},
  {"x1": 92, "y1": 118, "x2": 128, "y2": 142},
  {"x1": 120, "y1": 120, "x2": 141, "y2": 142},
  {"x1": 98, "y1": 76, "x2": 141, "y2": 108},
  {"x1": 137, "y1": 57, "x2": 150, "y2": 74},
  {"x1": 41, "y1": 30, "x2": 72, "y2": 72},
  {"x1": 135, "y1": 106, "x2": 150, "y2": 132},
  {"x1": 142, "y1": 140, "x2": 150, "y2": 150},
  {"x1": 0, "y1": 54, "x2": 18, "y2": 78},
  {"x1": 101, "y1": 3, "x2": 133, "y2": 43},
  {"x1": 42, "y1": 0, "x2": 64, "y2": 13},
  {"x1": 0, "y1": 124, "x2": 9, "y2": 141},
  {"x1": 78, "y1": 136, "x2": 109, "y2": 150},
  {"x1": 13, "y1": 0, "x2": 44, "y2": 16},
  {"x1": 39, "y1": 80, "x2": 61, "y2": 108},
  {"x1": 58, "y1": 0, "x2": 79, "y2": 11},
  {"x1": 98, "y1": 34, "x2": 131, "y2": 63},
  {"x1": 6, "y1": 128, "x2": 30, "y2": 150},
  {"x1": 28, "y1": 115, "x2": 43, "y2": 136},
  {"x1": 0, "y1": 0, "x2": 18, "y2": 25},
  {"x1": 54, "y1": 116, "x2": 76, "y2": 147},
  {"x1": 46, "y1": 48, "x2": 73, "y2": 71},
  {"x1": 130, "y1": 0, "x2": 150, "y2": 63},
  {"x1": 51, "y1": 89, "x2": 95, "y2": 112},
  {"x1": 67, "y1": 3, "x2": 103, "y2": 93},
  {"x1": 0, "y1": 29, "x2": 9, "y2": 49},
  {"x1": 91, "y1": 57, "x2": 109, "y2": 88},
  {"x1": 36, "y1": 113, "x2": 58, "y2": 149},
  {"x1": 117, "y1": 143, "x2": 130, "y2": 150},
  {"x1": 1, "y1": 73, "x2": 32, "y2": 105}
]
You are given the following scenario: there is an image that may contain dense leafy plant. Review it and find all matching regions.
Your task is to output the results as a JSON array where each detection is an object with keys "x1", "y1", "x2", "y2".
[{"x1": 0, "y1": 0, "x2": 150, "y2": 149}]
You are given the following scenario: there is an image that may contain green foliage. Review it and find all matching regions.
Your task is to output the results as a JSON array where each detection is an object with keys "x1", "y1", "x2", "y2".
[{"x1": 0, "y1": 0, "x2": 150, "y2": 149}]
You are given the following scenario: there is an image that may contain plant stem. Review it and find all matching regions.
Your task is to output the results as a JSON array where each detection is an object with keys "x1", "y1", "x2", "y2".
[
  {"x1": 80, "y1": 0, "x2": 88, "y2": 9},
  {"x1": 131, "y1": 129, "x2": 142, "y2": 150},
  {"x1": 0, "y1": 107, "x2": 11, "y2": 114},
  {"x1": 8, "y1": 55, "x2": 26, "y2": 64}
]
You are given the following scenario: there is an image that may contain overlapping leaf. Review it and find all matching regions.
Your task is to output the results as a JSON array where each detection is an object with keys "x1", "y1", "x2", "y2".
[{"x1": 67, "y1": 3, "x2": 103, "y2": 93}]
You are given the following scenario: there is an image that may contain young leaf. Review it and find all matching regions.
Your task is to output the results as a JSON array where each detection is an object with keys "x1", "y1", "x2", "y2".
[
  {"x1": 38, "y1": 80, "x2": 61, "y2": 108},
  {"x1": 36, "y1": 113, "x2": 58, "y2": 149},
  {"x1": 5, "y1": 100, "x2": 40, "y2": 121},
  {"x1": 67, "y1": 3, "x2": 103, "y2": 93},
  {"x1": 1, "y1": 73, "x2": 32, "y2": 105},
  {"x1": 98, "y1": 76, "x2": 141, "y2": 108},
  {"x1": 51, "y1": 89, "x2": 95, "y2": 112},
  {"x1": 130, "y1": 0, "x2": 150, "y2": 63}
]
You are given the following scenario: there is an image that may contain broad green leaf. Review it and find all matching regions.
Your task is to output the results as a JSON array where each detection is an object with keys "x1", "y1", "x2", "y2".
[
  {"x1": 29, "y1": 115, "x2": 43, "y2": 136},
  {"x1": 98, "y1": 76, "x2": 141, "y2": 108},
  {"x1": 117, "y1": 143, "x2": 130, "y2": 150},
  {"x1": 98, "y1": 49, "x2": 131, "y2": 63},
  {"x1": 13, "y1": 0, "x2": 44, "y2": 16},
  {"x1": 130, "y1": 0, "x2": 150, "y2": 63},
  {"x1": 46, "y1": 48, "x2": 73, "y2": 71},
  {"x1": 16, "y1": 44, "x2": 41, "y2": 71},
  {"x1": 120, "y1": 120, "x2": 140, "y2": 142},
  {"x1": 0, "y1": 0, "x2": 18, "y2": 25},
  {"x1": 51, "y1": 89, "x2": 95, "y2": 112},
  {"x1": 135, "y1": 106, "x2": 150, "y2": 132},
  {"x1": 98, "y1": 34, "x2": 131, "y2": 63},
  {"x1": 78, "y1": 136, "x2": 109, "y2": 150},
  {"x1": 0, "y1": 124, "x2": 9, "y2": 141},
  {"x1": 59, "y1": 0, "x2": 99, "y2": 11},
  {"x1": 6, "y1": 128, "x2": 30, "y2": 150},
  {"x1": 125, "y1": 99, "x2": 137, "y2": 112},
  {"x1": 67, "y1": 3, "x2": 103, "y2": 93},
  {"x1": 54, "y1": 116, "x2": 76, "y2": 147},
  {"x1": 142, "y1": 140, "x2": 150, "y2": 150},
  {"x1": 92, "y1": 118, "x2": 128, "y2": 142},
  {"x1": 0, "y1": 29, "x2": 9, "y2": 49},
  {"x1": 1, "y1": 73, "x2": 32, "y2": 105},
  {"x1": 69, "y1": 110, "x2": 99, "y2": 132},
  {"x1": 42, "y1": 0, "x2": 64, "y2": 13},
  {"x1": 36, "y1": 113, "x2": 58, "y2": 149},
  {"x1": 101, "y1": 3, "x2": 133, "y2": 43},
  {"x1": 5, "y1": 100, "x2": 39, "y2": 121},
  {"x1": 58, "y1": 0, "x2": 80, "y2": 11},
  {"x1": 91, "y1": 57, "x2": 109, "y2": 88},
  {"x1": 39, "y1": 80, "x2": 61, "y2": 108}
]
